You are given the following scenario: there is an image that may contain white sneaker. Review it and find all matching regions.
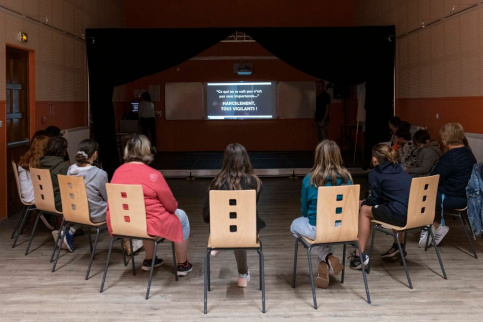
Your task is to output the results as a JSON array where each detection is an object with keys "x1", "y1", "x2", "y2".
[
  {"x1": 418, "y1": 226, "x2": 435, "y2": 248},
  {"x1": 433, "y1": 225, "x2": 449, "y2": 246},
  {"x1": 237, "y1": 272, "x2": 250, "y2": 288},
  {"x1": 51, "y1": 230, "x2": 67, "y2": 250}
]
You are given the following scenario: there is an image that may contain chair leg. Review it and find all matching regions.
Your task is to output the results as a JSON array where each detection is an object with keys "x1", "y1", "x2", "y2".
[
  {"x1": 429, "y1": 229, "x2": 447, "y2": 279},
  {"x1": 50, "y1": 217, "x2": 65, "y2": 263},
  {"x1": 207, "y1": 249, "x2": 211, "y2": 291},
  {"x1": 51, "y1": 220, "x2": 66, "y2": 272},
  {"x1": 307, "y1": 246, "x2": 317, "y2": 309},
  {"x1": 145, "y1": 241, "x2": 158, "y2": 300},
  {"x1": 11, "y1": 206, "x2": 27, "y2": 239},
  {"x1": 341, "y1": 244, "x2": 346, "y2": 284},
  {"x1": 396, "y1": 232, "x2": 412, "y2": 289},
  {"x1": 85, "y1": 228, "x2": 100, "y2": 280},
  {"x1": 130, "y1": 239, "x2": 136, "y2": 276},
  {"x1": 120, "y1": 239, "x2": 128, "y2": 267},
  {"x1": 424, "y1": 225, "x2": 432, "y2": 252},
  {"x1": 367, "y1": 224, "x2": 377, "y2": 274},
  {"x1": 25, "y1": 211, "x2": 43, "y2": 256},
  {"x1": 356, "y1": 242, "x2": 371, "y2": 304},
  {"x1": 204, "y1": 249, "x2": 210, "y2": 314},
  {"x1": 12, "y1": 206, "x2": 31, "y2": 248},
  {"x1": 292, "y1": 238, "x2": 299, "y2": 288},
  {"x1": 171, "y1": 241, "x2": 178, "y2": 281},
  {"x1": 457, "y1": 212, "x2": 478, "y2": 259},
  {"x1": 257, "y1": 248, "x2": 266, "y2": 313},
  {"x1": 100, "y1": 237, "x2": 116, "y2": 293},
  {"x1": 87, "y1": 228, "x2": 93, "y2": 254}
]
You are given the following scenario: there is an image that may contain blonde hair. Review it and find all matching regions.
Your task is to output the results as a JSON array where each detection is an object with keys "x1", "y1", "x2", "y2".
[
  {"x1": 309, "y1": 140, "x2": 352, "y2": 186},
  {"x1": 123, "y1": 134, "x2": 153, "y2": 164},
  {"x1": 440, "y1": 123, "x2": 465, "y2": 146},
  {"x1": 372, "y1": 144, "x2": 398, "y2": 165}
]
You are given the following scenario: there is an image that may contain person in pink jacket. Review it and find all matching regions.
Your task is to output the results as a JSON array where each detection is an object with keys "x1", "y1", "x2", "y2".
[{"x1": 107, "y1": 134, "x2": 192, "y2": 276}]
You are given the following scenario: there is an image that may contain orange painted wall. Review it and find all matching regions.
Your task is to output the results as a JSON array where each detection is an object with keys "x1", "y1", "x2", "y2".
[
  {"x1": 34, "y1": 102, "x2": 88, "y2": 131},
  {"x1": 0, "y1": 101, "x2": 6, "y2": 219},
  {"x1": 396, "y1": 97, "x2": 483, "y2": 140},
  {"x1": 125, "y1": 0, "x2": 355, "y2": 28}
]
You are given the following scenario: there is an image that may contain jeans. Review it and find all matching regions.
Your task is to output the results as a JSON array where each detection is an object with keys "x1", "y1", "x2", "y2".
[
  {"x1": 291, "y1": 216, "x2": 335, "y2": 262},
  {"x1": 175, "y1": 209, "x2": 190, "y2": 240},
  {"x1": 467, "y1": 163, "x2": 483, "y2": 238}
]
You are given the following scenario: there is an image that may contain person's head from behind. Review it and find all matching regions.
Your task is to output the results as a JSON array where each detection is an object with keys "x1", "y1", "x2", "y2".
[
  {"x1": 372, "y1": 144, "x2": 398, "y2": 167},
  {"x1": 45, "y1": 126, "x2": 62, "y2": 138},
  {"x1": 44, "y1": 137, "x2": 68, "y2": 158},
  {"x1": 395, "y1": 128, "x2": 412, "y2": 145},
  {"x1": 413, "y1": 129, "x2": 430, "y2": 148},
  {"x1": 310, "y1": 140, "x2": 352, "y2": 186},
  {"x1": 389, "y1": 116, "x2": 401, "y2": 132},
  {"x1": 123, "y1": 134, "x2": 153, "y2": 164},
  {"x1": 32, "y1": 130, "x2": 48, "y2": 141},
  {"x1": 141, "y1": 92, "x2": 152, "y2": 102},
  {"x1": 19, "y1": 135, "x2": 49, "y2": 170},
  {"x1": 211, "y1": 143, "x2": 261, "y2": 191},
  {"x1": 439, "y1": 123, "x2": 465, "y2": 148},
  {"x1": 75, "y1": 139, "x2": 99, "y2": 165}
]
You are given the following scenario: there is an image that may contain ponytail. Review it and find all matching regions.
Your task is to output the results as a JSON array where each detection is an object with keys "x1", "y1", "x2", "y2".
[
  {"x1": 372, "y1": 144, "x2": 398, "y2": 165},
  {"x1": 75, "y1": 139, "x2": 98, "y2": 165}
]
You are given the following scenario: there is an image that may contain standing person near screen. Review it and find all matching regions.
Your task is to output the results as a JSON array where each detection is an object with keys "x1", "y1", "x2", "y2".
[
  {"x1": 314, "y1": 80, "x2": 331, "y2": 141},
  {"x1": 138, "y1": 92, "x2": 157, "y2": 153}
]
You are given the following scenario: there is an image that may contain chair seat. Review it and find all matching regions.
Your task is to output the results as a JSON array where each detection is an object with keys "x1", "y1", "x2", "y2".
[
  {"x1": 371, "y1": 220, "x2": 406, "y2": 231},
  {"x1": 207, "y1": 235, "x2": 260, "y2": 248}
]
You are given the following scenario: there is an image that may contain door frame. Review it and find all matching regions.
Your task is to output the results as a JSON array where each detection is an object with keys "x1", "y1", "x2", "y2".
[{"x1": 1, "y1": 44, "x2": 35, "y2": 220}]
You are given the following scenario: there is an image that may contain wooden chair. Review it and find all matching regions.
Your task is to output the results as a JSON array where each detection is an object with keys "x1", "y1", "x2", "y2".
[
  {"x1": 51, "y1": 175, "x2": 107, "y2": 279},
  {"x1": 445, "y1": 207, "x2": 477, "y2": 259},
  {"x1": 292, "y1": 185, "x2": 371, "y2": 309},
  {"x1": 367, "y1": 175, "x2": 447, "y2": 289},
  {"x1": 204, "y1": 190, "x2": 265, "y2": 314},
  {"x1": 10, "y1": 161, "x2": 36, "y2": 248},
  {"x1": 26, "y1": 168, "x2": 63, "y2": 260},
  {"x1": 100, "y1": 183, "x2": 178, "y2": 300}
]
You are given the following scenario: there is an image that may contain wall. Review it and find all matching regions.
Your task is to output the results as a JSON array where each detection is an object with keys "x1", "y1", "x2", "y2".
[
  {"x1": 355, "y1": 0, "x2": 483, "y2": 138},
  {"x1": 0, "y1": 0, "x2": 125, "y2": 219},
  {"x1": 120, "y1": 1, "x2": 356, "y2": 152}
]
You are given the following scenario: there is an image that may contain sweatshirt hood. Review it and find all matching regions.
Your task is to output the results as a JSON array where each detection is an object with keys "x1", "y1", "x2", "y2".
[
  {"x1": 374, "y1": 161, "x2": 404, "y2": 175},
  {"x1": 68, "y1": 164, "x2": 99, "y2": 184},
  {"x1": 423, "y1": 141, "x2": 442, "y2": 156},
  {"x1": 40, "y1": 156, "x2": 65, "y2": 168}
]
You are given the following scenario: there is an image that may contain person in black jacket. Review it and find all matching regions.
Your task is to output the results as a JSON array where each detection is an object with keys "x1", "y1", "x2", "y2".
[
  {"x1": 350, "y1": 144, "x2": 412, "y2": 269},
  {"x1": 202, "y1": 143, "x2": 265, "y2": 288}
]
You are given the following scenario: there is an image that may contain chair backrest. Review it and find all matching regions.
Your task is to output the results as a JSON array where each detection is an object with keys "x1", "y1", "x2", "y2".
[
  {"x1": 11, "y1": 161, "x2": 33, "y2": 206},
  {"x1": 58, "y1": 175, "x2": 93, "y2": 225},
  {"x1": 314, "y1": 185, "x2": 360, "y2": 244},
  {"x1": 209, "y1": 190, "x2": 258, "y2": 248},
  {"x1": 106, "y1": 183, "x2": 151, "y2": 239},
  {"x1": 30, "y1": 167, "x2": 62, "y2": 214},
  {"x1": 404, "y1": 175, "x2": 440, "y2": 229}
]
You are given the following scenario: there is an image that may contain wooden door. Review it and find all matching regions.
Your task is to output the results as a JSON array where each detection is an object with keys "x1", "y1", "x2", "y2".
[{"x1": 6, "y1": 47, "x2": 30, "y2": 217}]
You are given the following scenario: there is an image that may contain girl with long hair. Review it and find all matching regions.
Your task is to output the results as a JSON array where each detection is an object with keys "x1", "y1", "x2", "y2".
[
  {"x1": 18, "y1": 135, "x2": 49, "y2": 203},
  {"x1": 202, "y1": 143, "x2": 265, "y2": 287},
  {"x1": 290, "y1": 140, "x2": 352, "y2": 289}
]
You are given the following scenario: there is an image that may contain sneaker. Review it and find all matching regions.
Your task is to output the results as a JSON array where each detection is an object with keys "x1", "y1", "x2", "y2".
[
  {"x1": 350, "y1": 253, "x2": 369, "y2": 270},
  {"x1": 326, "y1": 255, "x2": 344, "y2": 276},
  {"x1": 51, "y1": 230, "x2": 67, "y2": 250},
  {"x1": 132, "y1": 239, "x2": 144, "y2": 253},
  {"x1": 418, "y1": 226, "x2": 435, "y2": 248},
  {"x1": 237, "y1": 272, "x2": 250, "y2": 288},
  {"x1": 141, "y1": 257, "x2": 164, "y2": 271},
  {"x1": 40, "y1": 214, "x2": 55, "y2": 231},
  {"x1": 177, "y1": 261, "x2": 193, "y2": 276},
  {"x1": 210, "y1": 250, "x2": 220, "y2": 257},
  {"x1": 381, "y1": 244, "x2": 407, "y2": 261},
  {"x1": 63, "y1": 229, "x2": 75, "y2": 253},
  {"x1": 315, "y1": 261, "x2": 329, "y2": 289},
  {"x1": 433, "y1": 225, "x2": 449, "y2": 246}
]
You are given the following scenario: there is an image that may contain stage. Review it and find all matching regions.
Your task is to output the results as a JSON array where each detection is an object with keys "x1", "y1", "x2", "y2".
[{"x1": 150, "y1": 151, "x2": 367, "y2": 179}]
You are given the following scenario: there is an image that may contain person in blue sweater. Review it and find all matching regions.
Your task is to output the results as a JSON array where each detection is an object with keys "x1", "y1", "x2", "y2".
[
  {"x1": 350, "y1": 144, "x2": 412, "y2": 269},
  {"x1": 418, "y1": 123, "x2": 477, "y2": 247},
  {"x1": 290, "y1": 140, "x2": 352, "y2": 289}
]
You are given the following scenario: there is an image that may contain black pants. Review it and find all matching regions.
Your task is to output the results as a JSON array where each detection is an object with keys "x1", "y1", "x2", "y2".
[{"x1": 140, "y1": 117, "x2": 156, "y2": 147}]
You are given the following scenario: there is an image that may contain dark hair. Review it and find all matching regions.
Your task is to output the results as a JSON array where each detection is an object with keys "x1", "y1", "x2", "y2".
[
  {"x1": 141, "y1": 92, "x2": 152, "y2": 102},
  {"x1": 395, "y1": 128, "x2": 412, "y2": 141},
  {"x1": 75, "y1": 139, "x2": 98, "y2": 165},
  {"x1": 44, "y1": 137, "x2": 68, "y2": 157},
  {"x1": 389, "y1": 116, "x2": 401, "y2": 127},
  {"x1": 398, "y1": 121, "x2": 411, "y2": 133},
  {"x1": 45, "y1": 126, "x2": 62, "y2": 137},
  {"x1": 413, "y1": 129, "x2": 430, "y2": 144},
  {"x1": 32, "y1": 130, "x2": 48, "y2": 141}
]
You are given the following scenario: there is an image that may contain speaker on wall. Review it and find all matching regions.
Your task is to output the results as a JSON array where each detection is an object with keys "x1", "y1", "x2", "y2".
[{"x1": 333, "y1": 84, "x2": 350, "y2": 99}]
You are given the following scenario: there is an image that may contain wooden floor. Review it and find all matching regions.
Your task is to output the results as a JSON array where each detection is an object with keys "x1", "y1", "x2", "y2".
[{"x1": 1, "y1": 177, "x2": 483, "y2": 321}]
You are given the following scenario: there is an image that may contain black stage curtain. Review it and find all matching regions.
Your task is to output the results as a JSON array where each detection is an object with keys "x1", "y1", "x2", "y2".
[{"x1": 86, "y1": 26, "x2": 395, "y2": 176}]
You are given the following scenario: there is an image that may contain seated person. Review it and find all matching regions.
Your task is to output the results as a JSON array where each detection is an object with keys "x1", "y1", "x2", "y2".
[
  {"x1": 394, "y1": 128, "x2": 416, "y2": 168},
  {"x1": 351, "y1": 144, "x2": 412, "y2": 268},
  {"x1": 418, "y1": 123, "x2": 477, "y2": 247},
  {"x1": 202, "y1": 143, "x2": 265, "y2": 288},
  {"x1": 388, "y1": 116, "x2": 401, "y2": 146},
  {"x1": 291, "y1": 140, "x2": 351, "y2": 289},
  {"x1": 406, "y1": 129, "x2": 442, "y2": 177},
  {"x1": 107, "y1": 134, "x2": 192, "y2": 276}
]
